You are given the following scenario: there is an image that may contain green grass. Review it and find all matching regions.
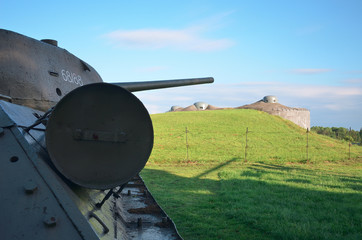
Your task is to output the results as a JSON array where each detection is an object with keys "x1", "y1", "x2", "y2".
[
  {"x1": 149, "y1": 109, "x2": 360, "y2": 164},
  {"x1": 141, "y1": 109, "x2": 362, "y2": 240}
]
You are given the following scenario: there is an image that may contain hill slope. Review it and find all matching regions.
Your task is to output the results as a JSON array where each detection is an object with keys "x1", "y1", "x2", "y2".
[
  {"x1": 142, "y1": 109, "x2": 362, "y2": 240},
  {"x1": 149, "y1": 109, "x2": 360, "y2": 164}
]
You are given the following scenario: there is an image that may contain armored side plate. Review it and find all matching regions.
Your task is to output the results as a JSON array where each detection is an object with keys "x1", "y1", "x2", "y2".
[{"x1": 0, "y1": 100, "x2": 182, "y2": 240}]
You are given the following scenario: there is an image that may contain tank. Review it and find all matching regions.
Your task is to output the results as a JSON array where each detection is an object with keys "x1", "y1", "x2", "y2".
[{"x1": 0, "y1": 29, "x2": 214, "y2": 239}]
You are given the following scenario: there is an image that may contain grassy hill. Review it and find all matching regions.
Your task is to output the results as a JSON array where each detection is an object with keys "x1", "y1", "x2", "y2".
[
  {"x1": 148, "y1": 109, "x2": 360, "y2": 164},
  {"x1": 141, "y1": 109, "x2": 362, "y2": 240}
]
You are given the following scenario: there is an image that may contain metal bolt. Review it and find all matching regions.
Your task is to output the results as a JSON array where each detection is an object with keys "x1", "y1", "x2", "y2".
[
  {"x1": 162, "y1": 217, "x2": 168, "y2": 223},
  {"x1": 43, "y1": 215, "x2": 57, "y2": 227},
  {"x1": 24, "y1": 180, "x2": 38, "y2": 194}
]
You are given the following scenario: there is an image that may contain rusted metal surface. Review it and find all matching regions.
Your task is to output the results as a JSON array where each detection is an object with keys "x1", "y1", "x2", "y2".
[{"x1": 120, "y1": 175, "x2": 183, "y2": 239}]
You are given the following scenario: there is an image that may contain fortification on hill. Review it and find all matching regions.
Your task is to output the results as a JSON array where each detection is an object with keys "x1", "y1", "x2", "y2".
[{"x1": 169, "y1": 96, "x2": 310, "y2": 129}]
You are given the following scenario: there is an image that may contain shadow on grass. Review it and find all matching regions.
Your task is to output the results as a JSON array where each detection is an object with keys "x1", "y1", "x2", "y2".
[
  {"x1": 141, "y1": 162, "x2": 362, "y2": 240},
  {"x1": 194, "y1": 157, "x2": 238, "y2": 179},
  {"x1": 255, "y1": 162, "x2": 314, "y2": 172}
]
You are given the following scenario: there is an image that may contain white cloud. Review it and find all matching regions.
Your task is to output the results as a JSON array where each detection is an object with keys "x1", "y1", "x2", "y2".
[
  {"x1": 274, "y1": 85, "x2": 361, "y2": 98},
  {"x1": 133, "y1": 82, "x2": 362, "y2": 129},
  {"x1": 104, "y1": 27, "x2": 234, "y2": 51},
  {"x1": 343, "y1": 78, "x2": 362, "y2": 85},
  {"x1": 290, "y1": 69, "x2": 333, "y2": 74}
]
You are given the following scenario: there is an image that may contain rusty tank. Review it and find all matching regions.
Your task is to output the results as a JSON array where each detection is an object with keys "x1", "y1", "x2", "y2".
[{"x1": 0, "y1": 29, "x2": 213, "y2": 239}]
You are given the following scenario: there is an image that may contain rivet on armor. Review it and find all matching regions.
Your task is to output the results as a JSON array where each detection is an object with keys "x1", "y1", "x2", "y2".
[
  {"x1": 24, "y1": 180, "x2": 38, "y2": 194},
  {"x1": 43, "y1": 214, "x2": 57, "y2": 227}
]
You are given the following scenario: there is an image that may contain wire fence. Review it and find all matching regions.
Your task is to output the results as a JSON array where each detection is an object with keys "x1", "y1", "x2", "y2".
[
  {"x1": 243, "y1": 128, "x2": 313, "y2": 163},
  {"x1": 151, "y1": 126, "x2": 359, "y2": 163}
]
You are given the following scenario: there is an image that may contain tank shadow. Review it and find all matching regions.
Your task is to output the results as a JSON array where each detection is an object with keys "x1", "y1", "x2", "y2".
[{"x1": 141, "y1": 162, "x2": 362, "y2": 240}]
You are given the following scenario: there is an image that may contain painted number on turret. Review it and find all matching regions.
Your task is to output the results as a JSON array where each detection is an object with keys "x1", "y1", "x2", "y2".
[{"x1": 61, "y1": 69, "x2": 83, "y2": 86}]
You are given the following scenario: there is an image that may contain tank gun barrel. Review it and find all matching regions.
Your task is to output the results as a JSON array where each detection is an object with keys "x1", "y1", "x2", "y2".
[{"x1": 113, "y1": 77, "x2": 214, "y2": 92}]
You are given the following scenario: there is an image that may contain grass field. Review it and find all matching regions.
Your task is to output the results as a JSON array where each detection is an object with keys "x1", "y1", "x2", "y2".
[{"x1": 141, "y1": 109, "x2": 362, "y2": 240}]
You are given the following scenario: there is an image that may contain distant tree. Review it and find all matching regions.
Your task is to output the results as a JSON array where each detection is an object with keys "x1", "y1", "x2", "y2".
[{"x1": 311, "y1": 126, "x2": 361, "y2": 143}]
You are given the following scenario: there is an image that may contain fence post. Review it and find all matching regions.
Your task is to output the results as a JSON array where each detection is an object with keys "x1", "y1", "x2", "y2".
[
  {"x1": 306, "y1": 128, "x2": 309, "y2": 163},
  {"x1": 185, "y1": 127, "x2": 189, "y2": 161},
  {"x1": 349, "y1": 127, "x2": 351, "y2": 160},
  {"x1": 244, "y1": 127, "x2": 249, "y2": 163}
]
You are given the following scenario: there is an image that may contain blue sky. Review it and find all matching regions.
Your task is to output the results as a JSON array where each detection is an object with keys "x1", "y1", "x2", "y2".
[{"x1": 1, "y1": 0, "x2": 361, "y2": 129}]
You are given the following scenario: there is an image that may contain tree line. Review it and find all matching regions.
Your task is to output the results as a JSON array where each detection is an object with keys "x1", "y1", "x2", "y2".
[{"x1": 311, "y1": 126, "x2": 362, "y2": 143}]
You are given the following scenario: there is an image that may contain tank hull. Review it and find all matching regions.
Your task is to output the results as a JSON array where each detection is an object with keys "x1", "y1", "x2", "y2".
[{"x1": 0, "y1": 100, "x2": 182, "y2": 239}]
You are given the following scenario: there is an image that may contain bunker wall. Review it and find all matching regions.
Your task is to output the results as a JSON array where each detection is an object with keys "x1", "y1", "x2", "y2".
[{"x1": 271, "y1": 109, "x2": 310, "y2": 129}]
